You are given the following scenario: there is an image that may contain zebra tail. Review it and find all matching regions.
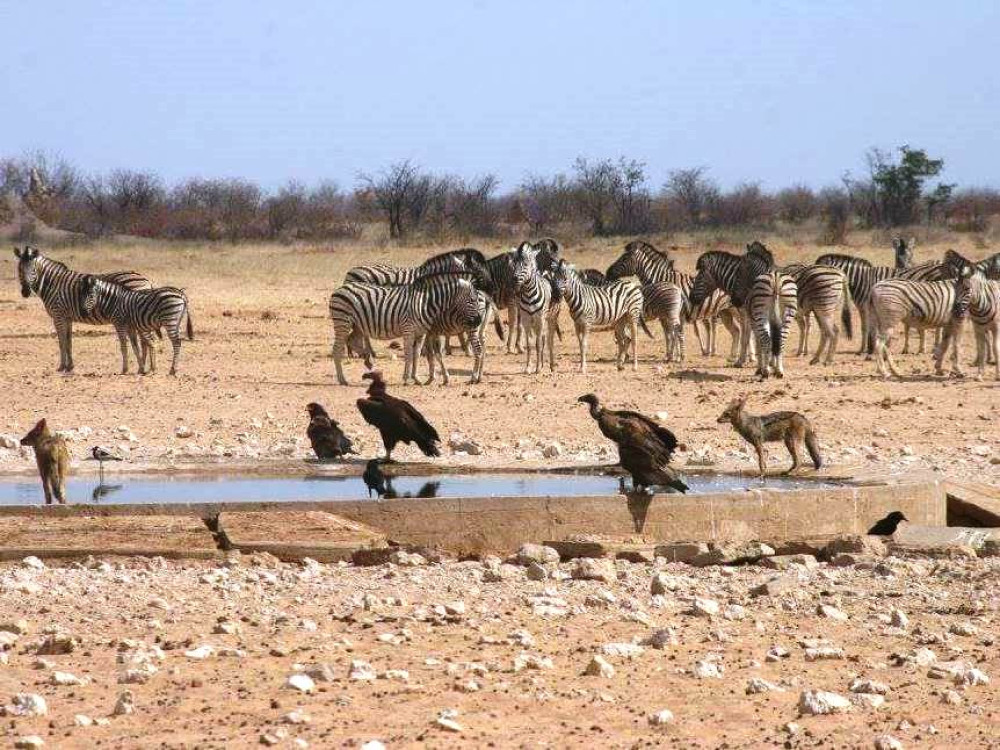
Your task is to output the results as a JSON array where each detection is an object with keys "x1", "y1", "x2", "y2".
[
  {"x1": 770, "y1": 285, "x2": 782, "y2": 356},
  {"x1": 640, "y1": 317, "x2": 654, "y2": 338},
  {"x1": 555, "y1": 319, "x2": 563, "y2": 342},
  {"x1": 841, "y1": 277, "x2": 853, "y2": 340},
  {"x1": 186, "y1": 307, "x2": 194, "y2": 341},
  {"x1": 492, "y1": 314, "x2": 504, "y2": 341}
]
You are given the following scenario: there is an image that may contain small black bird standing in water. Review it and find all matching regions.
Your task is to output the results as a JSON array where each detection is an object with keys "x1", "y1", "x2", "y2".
[
  {"x1": 868, "y1": 511, "x2": 908, "y2": 536},
  {"x1": 90, "y1": 446, "x2": 122, "y2": 484},
  {"x1": 578, "y1": 393, "x2": 688, "y2": 494},
  {"x1": 362, "y1": 458, "x2": 388, "y2": 499},
  {"x1": 306, "y1": 403, "x2": 355, "y2": 459}
]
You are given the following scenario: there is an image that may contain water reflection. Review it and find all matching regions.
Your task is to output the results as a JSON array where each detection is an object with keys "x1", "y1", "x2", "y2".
[
  {"x1": 91, "y1": 484, "x2": 124, "y2": 503},
  {"x1": 384, "y1": 480, "x2": 440, "y2": 499}
]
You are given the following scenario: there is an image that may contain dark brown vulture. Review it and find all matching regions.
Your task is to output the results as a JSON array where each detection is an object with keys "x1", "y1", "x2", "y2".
[
  {"x1": 306, "y1": 402, "x2": 355, "y2": 459},
  {"x1": 578, "y1": 393, "x2": 688, "y2": 494},
  {"x1": 356, "y1": 371, "x2": 441, "y2": 462}
]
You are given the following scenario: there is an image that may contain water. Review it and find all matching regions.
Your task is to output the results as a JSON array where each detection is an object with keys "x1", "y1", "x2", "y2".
[{"x1": 0, "y1": 472, "x2": 846, "y2": 506}]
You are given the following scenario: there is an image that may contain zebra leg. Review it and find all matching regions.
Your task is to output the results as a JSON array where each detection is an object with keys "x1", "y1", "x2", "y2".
[
  {"x1": 423, "y1": 337, "x2": 437, "y2": 385},
  {"x1": 547, "y1": 317, "x2": 557, "y2": 372},
  {"x1": 809, "y1": 313, "x2": 832, "y2": 366},
  {"x1": 535, "y1": 319, "x2": 545, "y2": 374},
  {"x1": 754, "y1": 325, "x2": 771, "y2": 379},
  {"x1": 578, "y1": 326, "x2": 588, "y2": 374},
  {"x1": 332, "y1": 323, "x2": 351, "y2": 386},
  {"x1": 660, "y1": 319, "x2": 672, "y2": 361},
  {"x1": 168, "y1": 331, "x2": 182, "y2": 375},
  {"x1": 719, "y1": 313, "x2": 740, "y2": 360},
  {"x1": 631, "y1": 318, "x2": 639, "y2": 371},
  {"x1": 735, "y1": 310, "x2": 753, "y2": 368},
  {"x1": 116, "y1": 328, "x2": 131, "y2": 374},
  {"x1": 795, "y1": 312, "x2": 807, "y2": 356},
  {"x1": 692, "y1": 318, "x2": 708, "y2": 356},
  {"x1": 676, "y1": 323, "x2": 685, "y2": 362}
]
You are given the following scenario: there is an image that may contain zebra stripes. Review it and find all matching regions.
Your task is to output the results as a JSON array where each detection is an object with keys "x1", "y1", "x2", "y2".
[
  {"x1": 329, "y1": 273, "x2": 483, "y2": 385},
  {"x1": 553, "y1": 259, "x2": 643, "y2": 373},
  {"x1": 344, "y1": 248, "x2": 487, "y2": 286},
  {"x1": 423, "y1": 289, "x2": 500, "y2": 385},
  {"x1": 783, "y1": 264, "x2": 852, "y2": 365},
  {"x1": 747, "y1": 270, "x2": 798, "y2": 378},
  {"x1": 512, "y1": 244, "x2": 557, "y2": 373},
  {"x1": 79, "y1": 277, "x2": 194, "y2": 375},
  {"x1": 938, "y1": 257, "x2": 1000, "y2": 379},
  {"x1": 641, "y1": 281, "x2": 684, "y2": 362},
  {"x1": 14, "y1": 246, "x2": 152, "y2": 372},
  {"x1": 870, "y1": 279, "x2": 959, "y2": 378}
]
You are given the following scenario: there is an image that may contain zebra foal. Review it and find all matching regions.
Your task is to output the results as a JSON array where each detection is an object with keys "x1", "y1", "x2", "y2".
[
  {"x1": 14, "y1": 246, "x2": 152, "y2": 372},
  {"x1": 79, "y1": 276, "x2": 194, "y2": 375}
]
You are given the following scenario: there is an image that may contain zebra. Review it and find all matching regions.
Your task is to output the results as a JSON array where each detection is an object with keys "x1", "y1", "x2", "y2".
[
  {"x1": 607, "y1": 240, "x2": 739, "y2": 357},
  {"x1": 329, "y1": 273, "x2": 483, "y2": 385},
  {"x1": 78, "y1": 276, "x2": 194, "y2": 375},
  {"x1": 14, "y1": 246, "x2": 153, "y2": 372},
  {"x1": 870, "y1": 278, "x2": 960, "y2": 379},
  {"x1": 937, "y1": 253, "x2": 1000, "y2": 378},
  {"x1": 511, "y1": 243, "x2": 558, "y2": 373},
  {"x1": 781, "y1": 264, "x2": 852, "y2": 365},
  {"x1": 640, "y1": 281, "x2": 685, "y2": 362},
  {"x1": 423, "y1": 289, "x2": 503, "y2": 385},
  {"x1": 743, "y1": 266, "x2": 798, "y2": 379},
  {"x1": 688, "y1": 243, "x2": 775, "y2": 367},
  {"x1": 551, "y1": 259, "x2": 644, "y2": 373}
]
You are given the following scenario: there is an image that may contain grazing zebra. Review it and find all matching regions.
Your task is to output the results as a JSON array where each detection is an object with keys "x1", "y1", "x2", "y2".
[
  {"x1": 423, "y1": 289, "x2": 502, "y2": 385},
  {"x1": 511, "y1": 243, "x2": 559, "y2": 373},
  {"x1": 870, "y1": 279, "x2": 960, "y2": 379},
  {"x1": 79, "y1": 277, "x2": 194, "y2": 375},
  {"x1": 552, "y1": 259, "x2": 644, "y2": 373},
  {"x1": 329, "y1": 273, "x2": 483, "y2": 385},
  {"x1": 640, "y1": 281, "x2": 685, "y2": 362},
  {"x1": 782, "y1": 264, "x2": 852, "y2": 364},
  {"x1": 747, "y1": 270, "x2": 799, "y2": 378},
  {"x1": 606, "y1": 241, "x2": 738, "y2": 356},
  {"x1": 14, "y1": 246, "x2": 152, "y2": 372}
]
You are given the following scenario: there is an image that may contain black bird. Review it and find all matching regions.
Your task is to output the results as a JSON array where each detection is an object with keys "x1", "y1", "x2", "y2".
[
  {"x1": 578, "y1": 393, "x2": 688, "y2": 494},
  {"x1": 868, "y1": 511, "x2": 908, "y2": 536},
  {"x1": 90, "y1": 445, "x2": 122, "y2": 484},
  {"x1": 306, "y1": 402, "x2": 355, "y2": 459},
  {"x1": 356, "y1": 371, "x2": 441, "y2": 462},
  {"x1": 362, "y1": 458, "x2": 388, "y2": 499}
]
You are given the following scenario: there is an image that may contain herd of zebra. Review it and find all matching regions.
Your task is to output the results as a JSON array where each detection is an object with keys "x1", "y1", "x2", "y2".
[
  {"x1": 11, "y1": 238, "x2": 1000, "y2": 383},
  {"x1": 330, "y1": 237, "x2": 1000, "y2": 383}
]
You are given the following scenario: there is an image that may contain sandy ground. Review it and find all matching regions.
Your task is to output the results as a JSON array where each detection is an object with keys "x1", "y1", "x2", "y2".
[
  {"x1": 0, "y1": 236, "x2": 997, "y2": 484},
  {"x1": 0, "y1": 549, "x2": 999, "y2": 748},
  {"x1": 1, "y1": 236, "x2": 999, "y2": 748}
]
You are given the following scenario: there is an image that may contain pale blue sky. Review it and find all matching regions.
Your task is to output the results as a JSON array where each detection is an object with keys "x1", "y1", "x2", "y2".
[{"x1": 2, "y1": 1, "x2": 996, "y2": 191}]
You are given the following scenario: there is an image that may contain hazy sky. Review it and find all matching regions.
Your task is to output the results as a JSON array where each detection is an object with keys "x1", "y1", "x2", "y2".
[{"x1": 3, "y1": 1, "x2": 997, "y2": 192}]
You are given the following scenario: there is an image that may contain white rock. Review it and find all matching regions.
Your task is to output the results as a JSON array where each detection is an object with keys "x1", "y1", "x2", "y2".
[
  {"x1": 584, "y1": 655, "x2": 615, "y2": 678},
  {"x1": 571, "y1": 558, "x2": 616, "y2": 583},
  {"x1": 890, "y1": 609, "x2": 909, "y2": 629},
  {"x1": 282, "y1": 710, "x2": 311, "y2": 724},
  {"x1": 817, "y1": 604, "x2": 848, "y2": 621},
  {"x1": 286, "y1": 674, "x2": 316, "y2": 693},
  {"x1": 513, "y1": 653, "x2": 553, "y2": 672},
  {"x1": 14, "y1": 736, "x2": 45, "y2": 749},
  {"x1": 798, "y1": 690, "x2": 852, "y2": 715},
  {"x1": 693, "y1": 660, "x2": 723, "y2": 679},
  {"x1": 805, "y1": 647, "x2": 845, "y2": 661},
  {"x1": 851, "y1": 693, "x2": 885, "y2": 710},
  {"x1": 4, "y1": 693, "x2": 47, "y2": 717},
  {"x1": 74, "y1": 714, "x2": 94, "y2": 727},
  {"x1": 600, "y1": 643, "x2": 644, "y2": 659},
  {"x1": 648, "y1": 709, "x2": 674, "y2": 726},
  {"x1": 957, "y1": 667, "x2": 990, "y2": 687},
  {"x1": 21, "y1": 556, "x2": 45, "y2": 570},
  {"x1": 349, "y1": 660, "x2": 377, "y2": 681},
  {"x1": 691, "y1": 598, "x2": 720, "y2": 617},
  {"x1": 50, "y1": 671, "x2": 85, "y2": 686},
  {"x1": 175, "y1": 425, "x2": 194, "y2": 438},
  {"x1": 436, "y1": 716, "x2": 463, "y2": 733},
  {"x1": 650, "y1": 573, "x2": 680, "y2": 595},
  {"x1": 184, "y1": 645, "x2": 214, "y2": 660},
  {"x1": 746, "y1": 678, "x2": 784, "y2": 694},
  {"x1": 850, "y1": 678, "x2": 890, "y2": 695},
  {"x1": 361, "y1": 743, "x2": 386, "y2": 750},
  {"x1": 875, "y1": 735, "x2": 904, "y2": 750}
]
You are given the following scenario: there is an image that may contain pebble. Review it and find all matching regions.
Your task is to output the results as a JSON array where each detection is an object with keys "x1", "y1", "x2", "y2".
[
  {"x1": 648, "y1": 709, "x2": 674, "y2": 726},
  {"x1": 851, "y1": 693, "x2": 886, "y2": 710},
  {"x1": 875, "y1": 736, "x2": 904, "y2": 750},
  {"x1": 817, "y1": 604, "x2": 849, "y2": 621},
  {"x1": 571, "y1": 558, "x2": 616, "y2": 583},
  {"x1": 350, "y1": 660, "x2": 377, "y2": 681},
  {"x1": 798, "y1": 690, "x2": 852, "y2": 715},
  {"x1": 690, "y1": 598, "x2": 720, "y2": 617},
  {"x1": 50, "y1": 671, "x2": 85, "y2": 686},
  {"x1": 513, "y1": 653, "x2": 553, "y2": 672},
  {"x1": 693, "y1": 660, "x2": 723, "y2": 679},
  {"x1": 584, "y1": 655, "x2": 615, "y2": 678},
  {"x1": 3, "y1": 694, "x2": 47, "y2": 717},
  {"x1": 283, "y1": 710, "x2": 311, "y2": 724},
  {"x1": 746, "y1": 677, "x2": 784, "y2": 694},
  {"x1": 890, "y1": 609, "x2": 909, "y2": 629},
  {"x1": 850, "y1": 678, "x2": 890, "y2": 695},
  {"x1": 287, "y1": 674, "x2": 316, "y2": 693},
  {"x1": 184, "y1": 645, "x2": 214, "y2": 660},
  {"x1": 21, "y1": 556, "x2": 45, "y2": 570},
  {"x1": 361, "y1": 743, "x2": 386, "y2": 750}
]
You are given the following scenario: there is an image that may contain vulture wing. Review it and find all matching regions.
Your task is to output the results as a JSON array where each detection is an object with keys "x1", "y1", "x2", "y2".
[
  {"x1": 386, "y1": 395, "x2": 441, "y2": 456},
  {"x1": 612, "y1": 409, "x2": 679, "y2": 457}
]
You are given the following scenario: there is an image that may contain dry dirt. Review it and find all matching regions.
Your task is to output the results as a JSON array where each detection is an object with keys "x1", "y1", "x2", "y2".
[{"x1": 0, "y1": 236, "x2": 999, "y2": 748}]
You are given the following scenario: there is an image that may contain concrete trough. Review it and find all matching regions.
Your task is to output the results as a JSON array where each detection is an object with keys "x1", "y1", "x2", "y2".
[{"x1": 0, "y1": 473, "x2": 947, "y2": 559}]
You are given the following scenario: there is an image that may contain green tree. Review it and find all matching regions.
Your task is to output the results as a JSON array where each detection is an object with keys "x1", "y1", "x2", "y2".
[{"x1": 867, "y1": 146, "x2": 945, "y2": 226}]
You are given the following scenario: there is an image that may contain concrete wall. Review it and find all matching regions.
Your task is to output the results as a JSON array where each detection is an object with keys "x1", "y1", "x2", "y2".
[{"x1": 0, "y1": 480, "x2": 946, "y2": 557}]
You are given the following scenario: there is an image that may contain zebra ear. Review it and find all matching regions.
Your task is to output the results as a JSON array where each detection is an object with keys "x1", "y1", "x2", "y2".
[
  {"x1": 13, "y1": 247, "x2": 21, "y2": 259},
  {"x1": 27, "y1": 246, "x2": 38, "y2": 259}
]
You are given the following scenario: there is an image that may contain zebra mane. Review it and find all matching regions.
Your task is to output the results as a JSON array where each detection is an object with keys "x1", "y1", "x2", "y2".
[
  {"x1": 815, "y1": 252, "x2": 873, "y2": 268},
  {"x1": 695, "y1": 250, "x2": 741, "y2": 271}
]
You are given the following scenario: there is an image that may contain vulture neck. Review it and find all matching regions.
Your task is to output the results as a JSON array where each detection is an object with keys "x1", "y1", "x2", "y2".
[
  {"x1": 586, "y1": 401, "x2": 603, "y2": 420},
  {"x1": 366, "y1": 381, "x2": 387, "y2": 399}
]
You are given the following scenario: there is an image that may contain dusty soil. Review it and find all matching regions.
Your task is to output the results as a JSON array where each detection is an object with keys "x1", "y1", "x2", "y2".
[
  {"x1": 1, "y1": 550, "x2": 999, "y2": 748},
  {"x1": 0, "y1": 236, "x2": 997, "y2": 484}
]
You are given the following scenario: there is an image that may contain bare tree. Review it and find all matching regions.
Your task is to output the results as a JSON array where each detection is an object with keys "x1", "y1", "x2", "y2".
[
  {"x1": 609, "y1": 158, "x2": 653, "y2": 234},
  {"x1": 664, "y1": 167, "x2": 718, "y2": 228},
  {"x1": 519, "y1": 173, "x2": 575, "y2": 233},
  {"x1": 449, "y1": 174, "x2": 500, "y2": 236},
  {"x1": 572, "y1": 157, "x2": 617, "y2": 235},
  {"x1": 776, "y1": 185, "x2": 817, "y2": 224},
  {"x1": 818, "y1": 186, "x2": 851, "y2": 245},
  {"x1": 358, "y1": 160, "x2": 429, "y2": 238},
  {"x1": 266, "y1": 180, "x2": 306, "y2": 239}
]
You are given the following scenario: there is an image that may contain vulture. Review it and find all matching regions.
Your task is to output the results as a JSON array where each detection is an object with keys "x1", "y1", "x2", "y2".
[
  {"x1": 578, "y1": 393, "x2": 688, "y2": 494},
  {"x1": 356, "y1": 371, "x2": 441, "y2": 462},
  {"x1": 362, "y1": 458, "x2": 388, "y2": 499},
  {"x1": 306, "y1": 403, "x2": 355, "y2": 459}
]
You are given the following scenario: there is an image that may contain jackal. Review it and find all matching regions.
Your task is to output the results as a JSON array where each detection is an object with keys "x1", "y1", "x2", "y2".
[
  {"x1": 717, "y1": 395, "x2": 822, "y2": 477},
  {"x1": 20, "y1": 419, "x2": 69, "y2": 504}
]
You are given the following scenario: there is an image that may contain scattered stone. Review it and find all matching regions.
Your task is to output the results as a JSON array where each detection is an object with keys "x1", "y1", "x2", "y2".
[
  {"x1": 751, "y1": 576, "x2": 797, "y2": 597},
  {"x1": 762, "y1": 554, "x2": 818, "y2": 571},
  {"x1": 570, "y1": 558, "x2": 616, "y2": 583},
  {"x1": 525, "y1": 562, "x2": 549, "y2": 581},
  {"x1": 448, "y1": 433, "x2": 483, "y2": 455},
  {"x1": 35, "y1": 633, "x2": 79, "y2": 655},
  {"x1": 184, "y1": 645, "x2": 214, "y2": 660},
  {"x1": 851, "y1": 693, "x2": 886, "y2": 710},
  {"x1": 601, "y1": 642, "x2": 644, "y2": 659},
  {"x1": 349, "y1": 660, "x2": 377, "y2": 681},
  {"x1": 50, "y1": 671, "x2": 85, "y2": 686},
  {"x1": 174, "y1": 425, "x2": 193, "y2": 438},
  {"x1": 112, "y1": 690, "x2": 135, "y2": 716},
  {"x1": 361, "y1": 742, "x2": 386, "y2": 750},
  {"x1": 14, "y1": 737, "x2": 44, "y2": 749},
  {"x1": 648, "y1": 709, "x2": 674, "y2": 726},
  {"x1": 514, "y1": 543, "x2": 560, "y2": 566},
  {"x1": 890, "y1": 609, "x2": 909, "y2": 629},
  {"x1": 942, "y1": 690, "x2": 963, "y2": 705},
  {"x1": 21, "y1": 556, "x2": 45, "y2": 570},
  {"x1": 874, "y1": 735, "x2": 904, "y2": 750},
  {"x1": 541, "y1": 441, "x2": 562, "y2": 458},
  {"x1": 850, "y1": 678, "x2": 890, "y2": 695},
  {"x1": 287, "y1": 674, "x2": 316, "y2": 693},
  {"x1": 3, "y1": 694, "x2": 47, "y2": 717},
  {"x1": 825, "y1": 536, "x2": 887, "y2": 557},
  {"x1": 690, "y1": 597, "x2": 720, "y2": 617},
  {"x1": 693, "y1": 660, "x2": 723, "y2": 679},
  {"x1": 0, "y1": 619, "x2": 30, "y2": 635},
  {"x1": 650, "y1": 573, "x2": 681, "y2": 595},
  {"x1": 957, "y1": 667, "x2": 990, "y2": 687},
  {"x1": 746, "y1": 678, "x2": 784, "y2": 694},
  {"x1": 765, "y1": 645, "x2": 790, "y2": 662},
  {"x1": 653, "y1": 542, "x2": 710, "y2": 563},
  {"x1": 798, "y1": 690, "x2": 852, "y2": 715},
  {"x1": 805, "y1": 647, "x2": 845, "y2": 661},
  {"x1": 584, "y1": 655, "x2": 615, "y2": 678},
  {"x1": 817, "y1": 604, "x2": 849, "y2": 621},
  {"x1": 513, "y1": 653, "x2": 553, "y2": 672},
  {"x1": 691, "y1": 541, "x2": 775, "y2": 567},
  {"x1": 304, "y1": 663, "x2": 336, "y2": 683},
  {"x1": 642, "y1": 628, "x2": 679, "y2": 650}
]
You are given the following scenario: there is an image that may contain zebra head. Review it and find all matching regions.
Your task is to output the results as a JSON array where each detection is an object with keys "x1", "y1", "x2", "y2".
[
  {"x1": 951, "y1": 262, "x2": 981, "y2": 318},
  {"x1": 531, "y1": 238, "x2": 560, "y2": 273},
  {"x1": 943, "y1": 249, "x2": 972, "y2": 279},
  {"x1": 551, "y1": 258, "x2": 577, "y2": 294},
  {"x1": 512, "y1": 242, "x2": 539, "y2": 290},
  {"x1": 688, "y1": 252, "x2": 729, "y2": 307},
  {"x1": 13, "y1": 245, "x2": 41, "y2": 298},
  {"x1": 606, "y1": 244, "x2": 639, "y2": 281},
  {"x1": 453, "y1": 278, "x2": 483, "y2": 329},
  {"x1": 892, "y1": 237, "x2": 915, "y2": 269}
]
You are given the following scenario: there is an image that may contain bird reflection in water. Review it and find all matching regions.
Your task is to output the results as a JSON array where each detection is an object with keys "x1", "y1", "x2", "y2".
[
  {"x1": 383, "y1": 481, "x2": 441, "y2": 499},
  {"x1": 91, "y1": 484, "x2": 124, "y2": 503}
]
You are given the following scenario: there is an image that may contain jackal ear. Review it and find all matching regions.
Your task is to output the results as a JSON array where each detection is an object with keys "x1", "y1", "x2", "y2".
[{"x1": 35, "y1": 418, "x2": 46, "y2": 431}]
